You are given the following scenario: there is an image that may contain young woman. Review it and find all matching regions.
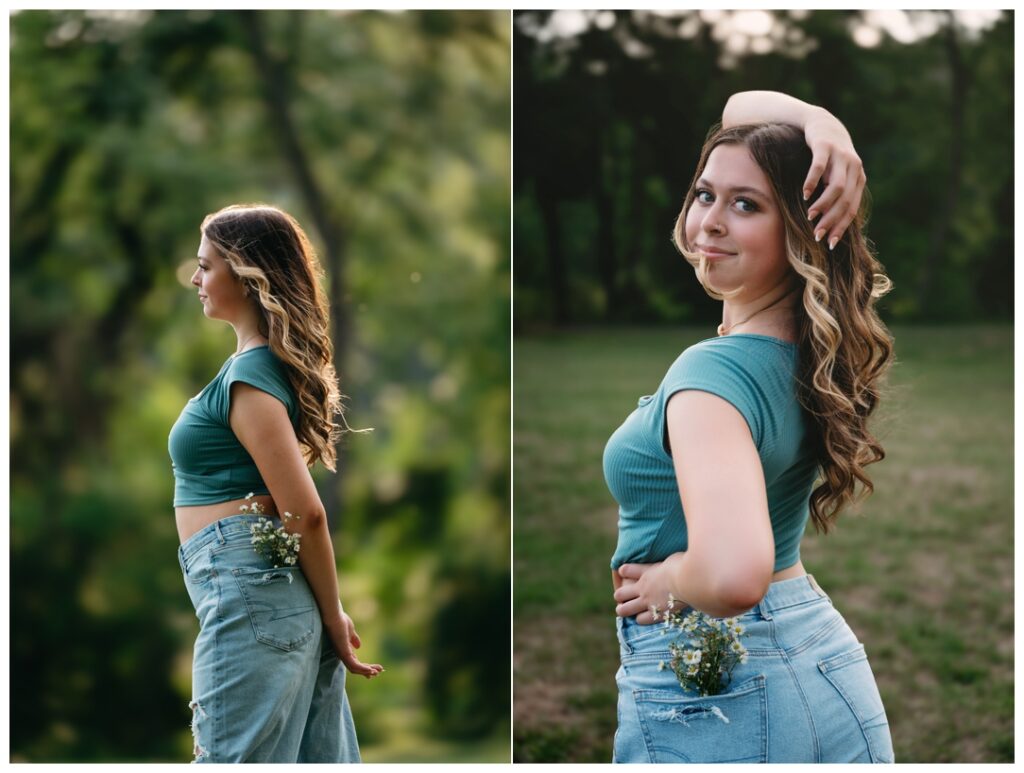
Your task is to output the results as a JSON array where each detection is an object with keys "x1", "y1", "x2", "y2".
[
  {"x1": 605, "y1": 92, "x2": 895, "y2": 763},
  {"x1": 169, "y1": 204, "x2": 382, "y2": 763}
]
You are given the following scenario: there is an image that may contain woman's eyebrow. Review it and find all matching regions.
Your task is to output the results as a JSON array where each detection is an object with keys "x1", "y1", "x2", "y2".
[{"x1": 697, "y1": 177, "x2": 769, "y2": 200}]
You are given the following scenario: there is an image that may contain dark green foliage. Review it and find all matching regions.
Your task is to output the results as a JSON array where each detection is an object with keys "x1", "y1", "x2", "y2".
[
  {"x1": 11, "y1": 9, "x2": 509, "y2": 762},
  {"x1": 514, "y1": 10, "x2": 1012, "y2": 326}
]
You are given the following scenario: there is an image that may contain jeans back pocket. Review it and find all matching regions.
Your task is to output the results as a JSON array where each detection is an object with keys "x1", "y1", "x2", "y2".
[
  {"x1": 634, "y1": 674, "x2": 768, "y2": 763},
  {"x1": 232, "y1": 566, "x2": 317, "y2": 652},
  {"x1": 818, "y1": 644, "x2": 895, "y2": 763}
]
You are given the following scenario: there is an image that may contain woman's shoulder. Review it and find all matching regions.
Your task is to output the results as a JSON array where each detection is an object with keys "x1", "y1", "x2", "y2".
[
  {"x1": 222, "y1": 346, "x2": 298, "y2": 411},
  {"x1": 659, "y1": 334, "x2": 800, "y2": 407},
  {"x1": 667, "y1": 333, "x2": 794, "y2": 372},
  {"x1": 228, "y1": 344, "x2": 287, "y2": 374}
]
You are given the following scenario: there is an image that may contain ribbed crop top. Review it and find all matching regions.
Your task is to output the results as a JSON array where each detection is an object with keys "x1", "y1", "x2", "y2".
[
  {"x1": 604, "y1": 334, "x2": 820, "y2": 573},
  {"x1": 168, "y1": 346, "x2": 300, "y2": 506}
]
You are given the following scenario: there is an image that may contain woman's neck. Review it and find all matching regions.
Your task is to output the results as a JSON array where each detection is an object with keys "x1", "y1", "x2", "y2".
[{"x1": 720, "y1": 285, "x2": 800, "y2": 341}]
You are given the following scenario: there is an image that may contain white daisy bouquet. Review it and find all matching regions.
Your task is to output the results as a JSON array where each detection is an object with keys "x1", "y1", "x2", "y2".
[
  {"x1": 653, "y1": 595, "x2": 749, "y2": 697},
  {"x1": 241, "y1": 493, "x2": 302, "y2": 568}
]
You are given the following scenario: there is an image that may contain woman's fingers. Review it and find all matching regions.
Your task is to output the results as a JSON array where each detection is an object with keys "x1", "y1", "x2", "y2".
[
  {"x1": 809, "y1": 152, "x2": 865, "y2": 249},
  {"x1": 803, "y1": 146, "x2": 829, "y2": 202},
  {"x1": 808, "y1": 164, "x2": 845, "y2": 235},
  {"x1": 615, "y1": 596, "x2": 650, "y2": 618},
  {"x1": 613, "y1": 581, "x2": 640, "y2": 604},
  {"x1": 830, "y1": 164, "x2": 864, "y2": 247},
  {"x1": 342, "y1": 651, "x2": 384, "y2": 678},
  {"x1": 816, "y1": 160, "x2": 859, "y2": 248},
  {"x1": 634, "y1": 610, "x2": 657, "y2": 625},
  {"x1": 616, "y1": 562, "x2": 652, "y2": 580}
]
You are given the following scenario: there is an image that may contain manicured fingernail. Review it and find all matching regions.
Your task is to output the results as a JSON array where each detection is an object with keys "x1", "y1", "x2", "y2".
[
  {"x1": 803, "y1": 191, "x2": 809, "y2": 201},
  {"x1": 814, "y1": 229, "x2": 823, "y2": 242},
  {"x1": 807, "y1": 210, "x2": 817, "y2": 221},
  {"x1": 829, "y1": 236, "x2": 838, "y2": 251}
]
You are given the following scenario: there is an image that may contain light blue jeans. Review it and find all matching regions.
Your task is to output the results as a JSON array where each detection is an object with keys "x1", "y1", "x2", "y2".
[
  {"x1": 614, "y1": 574, "x2": 894, "y2": 763},
  {"x1": 178, "y1": 514, "x2": 360, "y2": 763}
]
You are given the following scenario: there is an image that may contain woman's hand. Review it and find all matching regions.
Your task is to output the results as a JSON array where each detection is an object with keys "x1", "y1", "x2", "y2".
[
  {"x1": 325, "y1": 608, "x2": 384, "y2": 678},
  {"x1": 613, "y1": 554, "x2": 689, "y2": 625},
  {"x1": 802, "y1": 108, "x2": 867, "y2": 250}
]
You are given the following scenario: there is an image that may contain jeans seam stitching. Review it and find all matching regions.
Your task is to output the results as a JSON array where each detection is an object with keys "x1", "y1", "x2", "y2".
[
  {"x1": 787, "y1": 613, "x2": 845, "y2": 658},
  {"x1": 769, "y1": 614, "x2": 820, "y2": 762}
]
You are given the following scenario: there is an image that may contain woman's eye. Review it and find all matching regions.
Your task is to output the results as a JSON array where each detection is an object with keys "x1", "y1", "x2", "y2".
[{"x1": 695, "y1": 189, "x2": 757, "y2": 213}]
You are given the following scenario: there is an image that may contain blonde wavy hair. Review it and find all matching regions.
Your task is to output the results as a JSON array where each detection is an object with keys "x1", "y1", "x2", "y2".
[
  {"x1": 201, "y1": 203, "x2": 357, "y2": 472},
  {"x1": 673, "y1": 122, "x2": 895, "y2": 534}
]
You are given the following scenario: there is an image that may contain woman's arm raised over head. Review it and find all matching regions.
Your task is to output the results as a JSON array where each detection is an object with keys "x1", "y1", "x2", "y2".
[
  {"x1": 724, "y1": 90, "x2": 866, "y2": 250},
  {"x1": 229, "y1": 382, "x2": 382, "y2": 677},
  {"x1": 723, "y1": 89, "x2": 825, "y2": 130}
]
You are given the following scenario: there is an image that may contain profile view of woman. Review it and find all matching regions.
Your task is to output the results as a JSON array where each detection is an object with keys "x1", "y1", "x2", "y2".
[
  {"x1": 169, "y1": 204, "x2": 382, "y2": 763},
  {"x1": 605, "y1": 91, "x2": 896, "y2": 763}
]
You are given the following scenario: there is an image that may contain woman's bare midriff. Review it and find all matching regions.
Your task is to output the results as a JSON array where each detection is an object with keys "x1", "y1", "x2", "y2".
[
  {"x1": 176, "y1": 494, "x2": 278, "y2": 545},
  {"x1": 771, "y1": 559, "x2": 806, "y2": 582}
]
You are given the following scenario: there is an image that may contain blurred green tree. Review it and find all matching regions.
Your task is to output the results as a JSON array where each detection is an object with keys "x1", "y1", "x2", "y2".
[{"x1": 11, "y1": 9, "x2": 509, "y2": 762}]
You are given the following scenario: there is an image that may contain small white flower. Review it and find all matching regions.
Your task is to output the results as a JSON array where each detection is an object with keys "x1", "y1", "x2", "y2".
[
  {"x1": 731, "y1": 622, "x2": 746, "y2": 636},
  {"x1": 681, "y1": 649, "x2": 702, "y2": 666},
  {"x1": 246, "y1": 492, "x2": 254, "y2": 499},
  {"x1": 658, "y1": 661, "x2": 666, "y2": 671}
]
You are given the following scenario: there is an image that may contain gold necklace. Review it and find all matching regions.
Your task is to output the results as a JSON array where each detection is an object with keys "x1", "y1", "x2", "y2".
[
  {"x1": 717, "y1": 287, "x2": 799, "y2": 337},
  {"x1": 233, "y1": 332, "x2": 262, "y2": 356}
]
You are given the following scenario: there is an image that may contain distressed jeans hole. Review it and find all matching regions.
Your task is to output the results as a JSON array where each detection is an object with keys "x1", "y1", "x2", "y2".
[{"x1": 189, "y1": 699, "x2": 209, "y2": 763}]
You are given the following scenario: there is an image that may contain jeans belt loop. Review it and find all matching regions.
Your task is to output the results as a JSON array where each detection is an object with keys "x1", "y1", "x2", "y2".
[{"x1": 215, "y1": 518, "x2": 225, "y2": 545}]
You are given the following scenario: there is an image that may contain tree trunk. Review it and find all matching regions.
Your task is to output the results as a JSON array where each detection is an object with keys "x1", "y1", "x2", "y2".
[
  {"x1": 237, "y1": 10, "x2": 350, "y2": 529},
  {"x1": 917, "y1": 10, "x2": 967, "y2": 317},
  {"x1": 537, "y1": 189, "x2": 569, "y2": 326}
]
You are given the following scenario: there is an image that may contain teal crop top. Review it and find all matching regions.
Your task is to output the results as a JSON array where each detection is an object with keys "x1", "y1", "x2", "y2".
[
  {"x1": 604, "y1": 334, "x2": 820, "y2": 573},
  {"x1": 168, "y1": 345, "x2": 300, "y2": 506}
]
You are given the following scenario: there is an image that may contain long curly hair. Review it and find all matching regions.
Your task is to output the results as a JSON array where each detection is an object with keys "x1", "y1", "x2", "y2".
[
  {"x1": 672, "y1": 122, "x2": 895, "y2": 534},
  {"x1": 201, "y1": 203, "x2": 356, "y2": 472}
]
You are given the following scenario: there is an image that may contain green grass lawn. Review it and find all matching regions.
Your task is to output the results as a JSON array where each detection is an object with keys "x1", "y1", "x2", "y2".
[{"x1": 513, "y1": 325, "x2": 1013, "y2": 763}]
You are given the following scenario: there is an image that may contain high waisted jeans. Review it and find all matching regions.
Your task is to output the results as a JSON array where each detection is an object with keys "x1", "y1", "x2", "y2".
[
  {"x1": 178, "y1": 514, "x2": 360, "y2": 763},
  {"x1": 614, "y1": 574, "x2": 894, "y2": 763}
]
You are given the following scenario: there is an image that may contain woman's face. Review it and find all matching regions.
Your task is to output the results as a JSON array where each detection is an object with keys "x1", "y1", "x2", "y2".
[
  {"x1": 684, "y1": 143, "x2": 792, "y2": 302},
  {"x1": 191, "y1": 233, "x2": 248, "y2": 321}
]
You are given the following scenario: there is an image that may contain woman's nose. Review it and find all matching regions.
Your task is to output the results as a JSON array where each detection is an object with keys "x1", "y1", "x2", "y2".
[{"x1": 702, "y1": 206, "x2": 725, "y2": 235}]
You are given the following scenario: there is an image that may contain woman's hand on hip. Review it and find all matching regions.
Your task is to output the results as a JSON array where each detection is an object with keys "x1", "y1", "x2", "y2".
[
  {"x1": 325, "y1": 608, "x2": 384, "y2": 678},
  {"x1": 614, "y1": 555, "x2": 688, "y2": 625},
  {"x1": 803, "y1": 108, "x2": 866, "y2": 250}
]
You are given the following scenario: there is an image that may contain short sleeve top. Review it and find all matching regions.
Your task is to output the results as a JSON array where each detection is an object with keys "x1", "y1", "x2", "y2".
[
  {"x1": 168, "y1": 345, "x2": 300, "y2": 506},
  {"x1": 603, "y1": 334, "x2": 820, "y2": 572}
]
